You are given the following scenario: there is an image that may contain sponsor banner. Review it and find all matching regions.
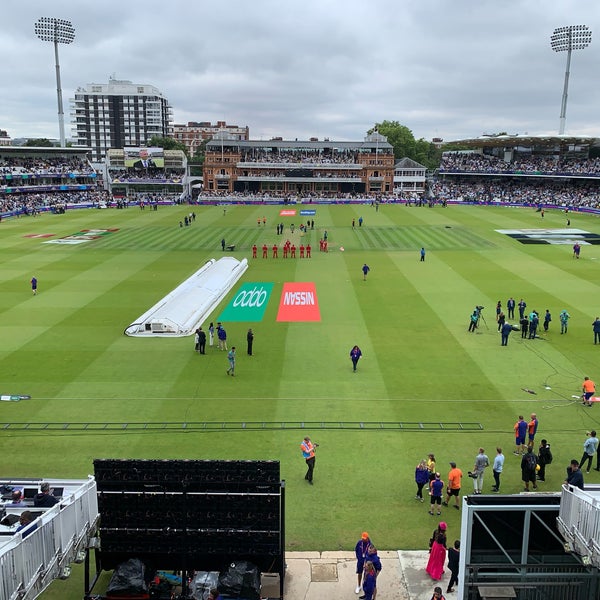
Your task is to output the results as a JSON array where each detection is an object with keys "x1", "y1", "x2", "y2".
[
  {"x1": 276, "y1": 282, "x2": 321, "y2": 322},
  {"x1": 496, "y1": 228, "x2": 600, "y2": 245},
  {"x1": 279, "y1": 209, "x2": 296, "y2": 216},
  {"x1": 24, "y1": 234, "x2": 55, "y2": 239},
  {"x1": 218, "y1": 282, "x2": 274, "y2": 322},
  {"x1": 300, "y1": 209, "x2": 316, "y2": 216},
  {"x1": 44, "y1": 228, "x2": 119, "y2": 245}
]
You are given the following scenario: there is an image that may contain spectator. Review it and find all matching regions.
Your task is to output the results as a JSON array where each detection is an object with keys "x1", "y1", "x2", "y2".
[
  {"x1": 354, "y1": 532, "x2": 371, "y2": 594},
  {"x1": 537, "y1": 439, "x2": 552, "y2": 482},
  {"x1": 9, "y1": 490, "x2": 26, "y2": 507},
  {"x1": 471, "y1": 448, "x2": 489, "y2": 494},
  {"x1": 446, "y1": 540, "x2": 460, "y2": 594},
  {"x1": 15, "y1": 511, "x2": 38, "y2": 537},
  {"x1": 565, "y1": 459, "x2": 584, "y2": 490},
  {"x1": 580, "y1": 431, "x2": 598, "y2": 473},
  {"x1": 415, "y1": 459, "x2": 430, "y2": 503},
  {"x1": 443, "y1": 462, "x2": 462, "y2": 509},
  {"x1": 33, "y1": 482, "x2": 58, "y2": 507},
  {"x1": 491, "y1": 447, "x2": 504, "y2": 493},
  {"x1": 521, "y1": 446, "x2": 538, "y2": 491}
]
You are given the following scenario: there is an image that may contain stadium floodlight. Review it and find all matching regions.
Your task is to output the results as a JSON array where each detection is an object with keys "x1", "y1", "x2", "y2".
[
  {"x1": 550, "y1": 25, "x2": 591, "y2": 135},
  {"x1": 35, "y1": 17, "x2": 76, "y2": 148}
]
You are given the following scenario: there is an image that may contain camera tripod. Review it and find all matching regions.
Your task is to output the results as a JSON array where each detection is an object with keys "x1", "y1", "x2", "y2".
[{"x1": 477, "y1": 310, "x2": 488, "y2": 330}]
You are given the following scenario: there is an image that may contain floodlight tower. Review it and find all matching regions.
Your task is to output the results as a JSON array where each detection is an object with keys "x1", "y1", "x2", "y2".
[
  {"x1": 34, "y1": 17, "x2": 75, "y2": 147},
  {"x1": 550, "y1": 25, "x2": 591, "y2": 135}
]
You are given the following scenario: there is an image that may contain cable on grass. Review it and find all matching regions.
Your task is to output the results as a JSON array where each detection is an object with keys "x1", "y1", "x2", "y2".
[{"x1": 542, "y1": 399, "x2": 578, "y2": 410}]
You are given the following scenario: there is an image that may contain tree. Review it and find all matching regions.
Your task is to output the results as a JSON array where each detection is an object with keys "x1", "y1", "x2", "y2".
[
  {"x1": 189, "y1": 139, "x2": 208, "y2": 165},
  {"x1": 147, "y1": 136, "x2": 187, "y2": 154},
  {"x1": 24, "y1": 138, "x2": 54, "y2": 147},
  {"x1": 368, "y1": 121, "x2": 441, "y2": 169}
]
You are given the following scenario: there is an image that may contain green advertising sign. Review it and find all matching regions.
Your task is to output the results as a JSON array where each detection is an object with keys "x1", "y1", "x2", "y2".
[{"x1": 218, "y1": 282, "x2": 274, "y2": 322}]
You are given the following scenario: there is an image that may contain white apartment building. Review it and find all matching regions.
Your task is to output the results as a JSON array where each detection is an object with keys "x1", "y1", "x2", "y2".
[{"x1": 70, "y1": 78, "x2": 173, "y2": 162}]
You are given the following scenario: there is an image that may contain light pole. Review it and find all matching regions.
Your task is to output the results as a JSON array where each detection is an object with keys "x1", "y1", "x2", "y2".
[
  {"x1": 551, "y1": 25, "x2": 591, "y2": 135},
  {"x1": 35, "y1": 17, "x2": 75, "y2": 147}
]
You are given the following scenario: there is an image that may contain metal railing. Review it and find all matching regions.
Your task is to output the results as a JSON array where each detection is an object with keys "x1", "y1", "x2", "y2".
[
  {"x1": 557, "y1": 483, "x2": 600, "y2": 568},
  {"x1": 0, "y1": 478, "x2": 98, "y2": 600}
]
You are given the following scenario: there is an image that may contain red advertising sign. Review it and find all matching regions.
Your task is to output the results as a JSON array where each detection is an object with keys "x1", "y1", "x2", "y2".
[
  {"x1": 276, "y1": 282, "x2": 321, "y2": 322},
  {"x1": 279, "y1": 209, "x2": 297, "y2": 216}
]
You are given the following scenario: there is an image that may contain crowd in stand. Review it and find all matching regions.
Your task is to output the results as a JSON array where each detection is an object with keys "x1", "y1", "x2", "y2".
[
  {"x1": 429, "y1": 179, "x2": 600, "y2": 209},
  {"x1": 108, "y1": 168, "x2": 185, "y2": 182},
  {"x1": 0, "y1": 156, "x2": 94, "y2": 176},
  {"x1": 237, "y1": 170, "x2": 361, "y2": 179},
  {"x1": 0, "y1": 190, "x2": 111, "y2": 215},
  {"x1": 195, "y1": 190, "x2": 395, "y2": 202},
  {"x1": 440, "y1": 152, "x2": 600, "y2": 177},
  {"x1": 238, "y1": 149, "x2": 364, "y2": 164}
]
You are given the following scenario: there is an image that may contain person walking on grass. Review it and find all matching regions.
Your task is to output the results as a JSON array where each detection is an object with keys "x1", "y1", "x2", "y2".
[
  {"x1": 196, "y1": 327, "x2": 206, "y2": 354},
  {"x1": 507, "y1": 297, "x2": 516, "y2": 319},
  {"x1": 543, "y1": 309, "x2": 552, "y2": 332},
  {"x1": 518, "y1": 298, "x2": 527, "y2": 320},
  {"x1": 580, "y1": 431, "x2": 598, "y2": 473},
  {"x1": 31, "y1": 276, "x2": 37, "y2": 295},
  {"x1": 520, "y1": 314, "x2": 529, "y2": 338},
  {"x1": 428, "y1": 473, "x2": 444, "y2": 516},
  {"x1": 442, "y1": 462, "x2": 462, "y2": 510},
  {"x1": 350, "y1": 345, "x2": 362, "y2": 372},
  {"x1": 528, "y1": 413, "x2": 538, "y2": 446},
  {"x1": 426, "y1": 454, "x2": 437, "y2": 481},
  {"x1": 472, "y1": 448, "x2": 489, "y2": 494},
  {"x1": 514, "y1": 415, "x2": 527, "y2": 455},
  {"x1": 537, "y1": 439, "x2": 552, "y2": 482},
  {"x1": 501, "y1": 321, "x2": 513, "y2": 346},
  {"x1": 560, "y1": 309, "x2": 570, "y2": 334},
  {"x1": 226, "y1": 346, "x2": 236, "y2": 376},
  {"x1": 497, "y1": 311, "x2": 506, "y2": 332},
  {"x1": 362, "y1": 263, "x2": 370, "y2": 281},
  {"x1": 415, "y1": 459, "x2": 430, "y2": 503},
  {"x1": 468, "y1": 309, "x2": 479, "y2": 332},
  {"x1": 521, "y1": 446, "x2": 538, "y2": 491},
  {"x1": 420, "y1": 247, "x2": 426, "y2": 262},
  {"x1": 491, "y1": 447, "x2": 504, "y2": 492},
  {"x1": 593, "y1": 317, "x2": 600, "y2": 345},
  {"x1": 582, "y1": 376, "x2": 596, "y2": 407},
  {"x1": 217, "y1": 323, "x2": 227, "y2": 350},
  {"x1": 300, "y1": 436, "x2": 317, "y2": 484}
]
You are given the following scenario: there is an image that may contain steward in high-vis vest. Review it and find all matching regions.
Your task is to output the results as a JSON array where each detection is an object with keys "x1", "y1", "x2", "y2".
[{"x1": 300, "y1": 436, "x2": 318, "y2": 484}]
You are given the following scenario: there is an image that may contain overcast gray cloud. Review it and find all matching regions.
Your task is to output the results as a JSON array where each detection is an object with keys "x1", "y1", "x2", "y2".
[{"x1": 1, "y1": 0, "x2": 598, "y2": 143}]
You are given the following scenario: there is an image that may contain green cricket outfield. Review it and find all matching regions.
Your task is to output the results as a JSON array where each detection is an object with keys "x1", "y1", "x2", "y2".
[{"x1": 1, "y1": 203, "x2": 599, "y2": 578}]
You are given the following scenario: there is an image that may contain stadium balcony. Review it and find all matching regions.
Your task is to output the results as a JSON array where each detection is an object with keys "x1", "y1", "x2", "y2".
[{"x1": 237, "y1": 161, "x2": 362, "y2": 169}]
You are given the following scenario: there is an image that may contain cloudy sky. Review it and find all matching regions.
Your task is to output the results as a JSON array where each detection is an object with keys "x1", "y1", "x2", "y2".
[{"x1": 1, "y1": 0, "x2": 598, "y2": 143}]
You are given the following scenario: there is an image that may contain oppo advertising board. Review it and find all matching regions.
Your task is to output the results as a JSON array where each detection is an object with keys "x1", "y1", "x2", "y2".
[{"x1": 218, "y1": 282, "x2": 321, "y2": 322}]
